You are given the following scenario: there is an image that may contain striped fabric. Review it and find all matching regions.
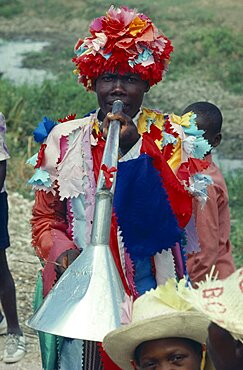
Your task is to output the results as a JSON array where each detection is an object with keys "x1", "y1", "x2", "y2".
[{"x1": 83, "y1": 341, "x2": 103, "y2": 370}]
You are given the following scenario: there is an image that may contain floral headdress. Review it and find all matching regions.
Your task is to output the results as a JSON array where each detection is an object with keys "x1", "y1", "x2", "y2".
[{"x1": 72, "y1": 6, "x2": 173, "y2": 90}]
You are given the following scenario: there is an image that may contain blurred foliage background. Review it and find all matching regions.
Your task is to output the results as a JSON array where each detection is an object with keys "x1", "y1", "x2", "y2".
[{"x1": 0, "y1": 0, "x2": 242, "y2": 266}]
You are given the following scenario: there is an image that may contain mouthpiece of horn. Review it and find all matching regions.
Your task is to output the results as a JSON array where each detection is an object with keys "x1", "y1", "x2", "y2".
[{"x1": 112, "y1": 100, "x2": 124, "y2": 114}]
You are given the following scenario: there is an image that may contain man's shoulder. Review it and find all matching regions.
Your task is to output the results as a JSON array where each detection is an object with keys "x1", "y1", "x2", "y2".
[
  {"x1": 50, "y1": 116, "x2": 91, "y2": 137},
  {"x1": 33, "y1": 114, "x2": 94, "y2": 145}
]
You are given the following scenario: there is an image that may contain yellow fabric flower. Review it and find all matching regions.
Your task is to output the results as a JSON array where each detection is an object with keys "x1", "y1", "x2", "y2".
[
  {"x1": 167, "y1": 138, "x2": 181, "y2": 171},
  {"x1": 137, "y1": 107, "x2": 165, "y2": 135},
  {"x1": 170, "y1": 112, "x2": 191, "y2": 128},
  {"x1": 138, "y1": 108, "x2": 183, "y2": 171},
  {"x1": 152, "y1": 279, "x2": 192, "y2": 311},
  {"x1": 92, "y1": 119, "x2": 100, "y2": 135},
  {"x1": 129, "y1": 17, "x2": 147, "y2": 36}
]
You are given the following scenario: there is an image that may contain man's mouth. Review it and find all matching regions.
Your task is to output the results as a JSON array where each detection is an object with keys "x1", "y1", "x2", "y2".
[{"x1": 107, "y1": 101, "x2": 128, "y2": 110}]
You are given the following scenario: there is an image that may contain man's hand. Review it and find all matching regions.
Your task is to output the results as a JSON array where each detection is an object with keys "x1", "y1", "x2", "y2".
[
  {"x1": 102, "y1": 111, "x2": 140, "y2": 155},
  {"x1": 55, "y1": 249, "x2": 81, "y2": 279}
]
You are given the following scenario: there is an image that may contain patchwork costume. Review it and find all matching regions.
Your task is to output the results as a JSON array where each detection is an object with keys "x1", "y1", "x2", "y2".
[
  {"x1": 28, "y1": 108, "x2": 212, "y2": 369},
  {"x1": 28, "y1": 6, "x2": 213, "y2": 370}
]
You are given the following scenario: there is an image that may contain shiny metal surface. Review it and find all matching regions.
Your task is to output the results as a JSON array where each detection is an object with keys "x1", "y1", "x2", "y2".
[
  {"x1": 27, "y1": 244, "x2": 124, "y2": 341},
  {"x1": 27, "y1": 100, "x2": 126, "y2": 341}
]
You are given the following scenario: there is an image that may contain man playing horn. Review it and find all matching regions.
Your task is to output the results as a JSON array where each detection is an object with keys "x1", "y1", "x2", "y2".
[{"x1": 28, "y1": 6, "x2": 214, "y2": 370}]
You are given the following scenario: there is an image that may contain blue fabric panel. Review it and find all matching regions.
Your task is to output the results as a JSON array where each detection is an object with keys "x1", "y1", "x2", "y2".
[
  {"x1": 114, "y1": 153, "x2": 182, "y2": 261},
  {"x1": 60, "y1": 339, "x2": 83, "y2": 370},
  {"x1": 133, "y1": 257, "x2": 156, "y2": 295}
]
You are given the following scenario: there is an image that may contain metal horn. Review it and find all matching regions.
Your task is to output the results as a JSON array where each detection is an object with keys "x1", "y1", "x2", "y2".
[{"x1": 27, "y1": 100, "x2": 126, "y2": 342}]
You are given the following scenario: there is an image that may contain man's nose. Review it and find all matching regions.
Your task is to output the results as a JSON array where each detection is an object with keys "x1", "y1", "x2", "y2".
[{"x1": 111, "y1": 78, "x2": 126, "y2": 94}]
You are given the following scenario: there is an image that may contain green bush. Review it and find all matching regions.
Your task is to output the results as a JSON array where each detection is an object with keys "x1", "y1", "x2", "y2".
[
  {"x1": 0, "y1": 0, "x2": 23, "y2": 17},
  {"x1": 171, "y1": 27, "x2": 243, "y2": 93},
  {"x1": 0, "y1": 75, "x2": 96, "y2": 154}
]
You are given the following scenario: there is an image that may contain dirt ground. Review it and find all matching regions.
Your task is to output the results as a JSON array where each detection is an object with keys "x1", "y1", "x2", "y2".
[{"x1": 0, "y1": 193, "x2": 42, "y2": 370}]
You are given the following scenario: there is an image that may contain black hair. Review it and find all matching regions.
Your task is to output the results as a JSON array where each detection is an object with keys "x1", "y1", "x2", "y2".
[
  {"x1": 183, "y1": 101, "x2": 223, "y2": 135},
  {"x1": 134, "y1": 337, "x2": 203, "y2": 366}
]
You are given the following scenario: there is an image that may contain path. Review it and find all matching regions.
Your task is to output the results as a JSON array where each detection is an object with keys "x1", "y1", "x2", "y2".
[{"x1": 0, "y1": 193, "x2": 42, "y2": 369}]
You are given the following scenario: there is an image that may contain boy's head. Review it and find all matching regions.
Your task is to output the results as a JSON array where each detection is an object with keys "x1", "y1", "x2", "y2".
[
  {"x1": 183, "y1": 101, "x2": 222, "y2": 149},
  {"x1": 133, "y1": 337, "x2": 203, "y2": 370}
]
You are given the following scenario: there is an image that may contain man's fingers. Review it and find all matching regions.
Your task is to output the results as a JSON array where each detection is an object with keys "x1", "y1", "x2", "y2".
[
  {"x1": 54, "y1": 249, "x2": 81, "y2": 279},
  {"x1": 106, "y1": 112, "x2": 128, "y2": 125},
  {"x1": 54, "y1": 264, "x2": 65, "y2": 278},
  {"x1": 67, "y1": 250, "x2": 80, "y2": 265}
]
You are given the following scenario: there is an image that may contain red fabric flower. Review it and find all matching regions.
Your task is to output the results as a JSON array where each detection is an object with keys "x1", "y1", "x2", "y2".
[
  {"x1": 149, "y1": 124, "x2": 162, "y2": 141},
  {"x1": 101, "y1": 164, "x2": 117, "y2": 189},
  {"x1": 164, "y1": 115, "x2": 178, "y2": 137},
  {"x1": 177, "y1": 158, "x2": 211, "y2": 185},
  {"x1": 58, "y1": 113, "x2": 77, "y2": 123},
  {"x1": 35, "y1": 144, "x2": 47, "y2": 169},
  {"x1": 187, "y1": 157, "x2": 210, "y2": 174},
  {"x1": 162, "y1": 143, "x2": 174, "y2": 161}
]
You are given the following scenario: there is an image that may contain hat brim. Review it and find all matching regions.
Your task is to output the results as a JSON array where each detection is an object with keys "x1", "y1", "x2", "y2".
[{"x1": 103, "y1": 311, "x2": 215, "y2": 370}]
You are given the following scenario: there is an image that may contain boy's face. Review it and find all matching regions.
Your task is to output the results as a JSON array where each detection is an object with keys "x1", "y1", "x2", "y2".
[
  {"x1": 134, "y1": 337, "x2": 201, "y2": 370},
  {"x1": 95, "y1": 72, "x2": 149, "y2": 120}
]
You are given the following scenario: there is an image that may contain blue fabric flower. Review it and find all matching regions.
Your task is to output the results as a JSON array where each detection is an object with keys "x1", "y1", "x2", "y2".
[
  {"x1": 128, "y1": 47, "x2": 153, "y2": 67},
  {"x1": 193, "y1": 137, "x2": 212, "y2": 159},
  {"x1": 33, "y1": 116, "x2": 57, "y2": 143},
  {"x1": 162, "y1": 132, "x2": 178, "y2": 146},
  {"x1": 183, "y1": 114, "x2": 205, "y2": 136},
  {"x1": 103, "y1": 52, "x2": 112, "y2": 60},
  {"x1": 28, "y1": 168, "x2": 52, "y2": 188},
  {"x1": 189, "y1": 173, "x2": 213, "y2": 206},
  {"x1": 74, "y1": 42, "x2": 87, "y2": 56},
  {"x1": 26, "y1": 153, "x2": 38, "y2": 167}
]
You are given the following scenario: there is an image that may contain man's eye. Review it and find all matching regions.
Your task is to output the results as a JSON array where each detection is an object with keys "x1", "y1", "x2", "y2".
[
  {"x1": 169, "y1": 354, "x2": 186, "y2": 363},
  {"x1": 102, "y1": 75, "x2": 113, "y2": 82},
  {"x1": 127, "y1": 76, "x2": 137, "y2": 83}
]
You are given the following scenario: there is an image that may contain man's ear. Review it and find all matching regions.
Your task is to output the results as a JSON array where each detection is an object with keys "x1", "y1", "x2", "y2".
[
  {"x1": 144, "y1": 81, "x2": 150, "y2": 93},
  {"x1": 212, "y1": 132, "x2": 222, "y2": 148},
  {"x1": 131, "y1": 360, "x2": 139, "y2": 369},
  {"x1": 93, "y1": 79, "x2": 97, "y2": 91}
]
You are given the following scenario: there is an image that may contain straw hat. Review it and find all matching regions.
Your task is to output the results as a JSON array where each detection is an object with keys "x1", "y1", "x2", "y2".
[
  {"x1": 103, "y1": 279, "x2": 215, "y2": 370},
  {"x1": 178, "y1": 267, "x2": 243, "y2": 343}
]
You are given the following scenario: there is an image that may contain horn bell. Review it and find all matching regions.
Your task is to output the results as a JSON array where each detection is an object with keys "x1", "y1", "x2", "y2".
[{"x1": 27, "y1": 244, "x2": 125, "y2": 342}]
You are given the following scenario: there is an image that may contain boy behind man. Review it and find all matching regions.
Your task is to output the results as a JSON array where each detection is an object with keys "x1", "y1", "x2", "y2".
[{"x1": 183, "y1": 102, "x2": 235, "y2": 283}]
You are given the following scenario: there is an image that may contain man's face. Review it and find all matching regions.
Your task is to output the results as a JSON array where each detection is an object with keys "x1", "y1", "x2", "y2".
[
  {"x1": 134, "y1": 337, "x2": 201, "y2": 370},
  {"x1": 95, "y1": 72, "x2": 149, "y2": 120}
]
